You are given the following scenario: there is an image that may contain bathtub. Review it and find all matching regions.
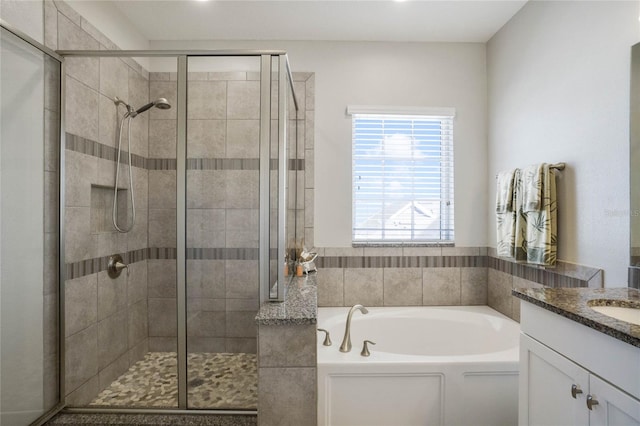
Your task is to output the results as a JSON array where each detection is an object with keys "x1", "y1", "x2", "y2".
[{"x1": 317, "y1": 306, "x2": 520, "y2": 426}]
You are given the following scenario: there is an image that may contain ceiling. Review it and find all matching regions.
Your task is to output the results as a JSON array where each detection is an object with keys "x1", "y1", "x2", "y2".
[{"x1": 105, "y1": 0, "x2": 528, "y2": 43}]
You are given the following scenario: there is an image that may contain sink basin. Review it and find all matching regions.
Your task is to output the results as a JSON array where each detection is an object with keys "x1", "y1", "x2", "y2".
[{"x1": 589, "y1": 303, "x2": 640, "y2": 326}]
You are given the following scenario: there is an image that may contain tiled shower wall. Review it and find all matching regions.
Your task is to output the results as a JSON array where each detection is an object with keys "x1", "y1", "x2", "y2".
[
  {"x1": 146, "y1": 71, "x2": 312, "y2": 354},
  {"x1": 315, "y1": 246, "x2": 603, "y2": 322},
  {"x1": 50, "y1": 1, "x2": 152, "y2": 405}
]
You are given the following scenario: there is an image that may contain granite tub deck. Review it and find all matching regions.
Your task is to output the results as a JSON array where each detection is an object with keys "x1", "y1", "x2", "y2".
[
  {"x1": 255, "y1": 274, "x2": 318, "y2": 326},
  {"x1": 513, "y1": 287, "x2": 640, "y2": 348}
]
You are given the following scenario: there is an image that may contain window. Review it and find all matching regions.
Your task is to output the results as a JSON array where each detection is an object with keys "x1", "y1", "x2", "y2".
[{"x1": 349, "y1": 106, "x2": 455, "y2": 244}]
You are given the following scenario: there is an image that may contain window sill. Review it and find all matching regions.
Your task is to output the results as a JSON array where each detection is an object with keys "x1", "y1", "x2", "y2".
[{"x1": 352, "y1": 242, "x2": 455, "y2": 248}]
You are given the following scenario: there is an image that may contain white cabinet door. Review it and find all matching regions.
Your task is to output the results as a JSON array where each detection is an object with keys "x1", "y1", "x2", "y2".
[
  {"x1": 519, "y1": 334, "x2": 590, "y2": 426},
  {"x1": 588, "y1": 374, "x2": 640, "y2": 426}
]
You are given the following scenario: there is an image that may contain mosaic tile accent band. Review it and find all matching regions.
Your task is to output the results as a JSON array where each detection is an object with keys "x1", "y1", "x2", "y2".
[
  {"x1": 316, "y1": 252, "x2": 600, "y2": 288},
  {"x1": 65, "y1": 247, "x2": 258, "y2": 280},
  {"x1": 66, "y1": 133, "x2": 305, "y2": 171},
  {"x1": 316, "y1": 255, "x2": 487, "y2": 269},
  {"x1": 489, "y1": 256, "x2": 593, "y2": 288}
]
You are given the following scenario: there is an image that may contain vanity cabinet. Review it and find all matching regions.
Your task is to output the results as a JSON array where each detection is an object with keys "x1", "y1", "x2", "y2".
[{"x1": 519, "y1": 301, "x2": 640, "y2": 426}]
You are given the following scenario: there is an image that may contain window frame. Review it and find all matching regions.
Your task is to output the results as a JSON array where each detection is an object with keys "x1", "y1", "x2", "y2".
[{"x1": 348, "y1": 105, "x2": 455, "y2": 246}]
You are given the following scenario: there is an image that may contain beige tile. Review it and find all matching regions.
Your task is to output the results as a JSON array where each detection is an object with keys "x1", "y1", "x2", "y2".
[
  {"x1": 344, "y1": 268, "x2": 383, "y2": 306},
  {"x1": 187, "y1": 337, "x2": 226, "y2": 353},
  {"x1": 97, "y1": 270, "x2": 127, "y2": 321},
  {"x1": 403, "y1": 247, "x2": 443, "y2": 256},
  {"x1": 130, "y1": 112, "x2": 149, "y2": 157},
  {"x1": 98, "y1": 352, "x2": 129, "y2": 391},
  {"x1": 258, "y1": 324, "x2": 316, "y2": 367},
  {"x1": 304, "y1": 189, "x2": 314, "y2": 228},
  {"x1": 461, "y1": 267, "x2": 488, "y2": 305},
  {"x1": 225, "y1": 260, "x2": 259, "y2": 299},
  {"x1": 186, "y1": 208, "x2": 225, "y2": 248},
  {"x1": 65, "y1": 274, "x2": 97, "y2": 337},
  {"x1": 66, "y1": 76, "x2": 100, "y2": 141},
  {"x1": 441, "y1": 247, "x2": 481, "y2": 256},
  {"x1": 304, "y1": 110, "x2": 314, "y2": 150},
  {"x1": 128, "y1": 299, "x2": 148, "y2": 348},
  {"x1": 188, "y1": 310, "x2": 226, "y2": 338},
  {"x1": 65, "y1": 206, "x2": 95, "y2": 262},
  {"x1": 423, "y1": 267, "x2": 461, "y2": 305},
  {"x1": 99, "y1": 57, "x2": 129, "y2": 102},
  {"x1": 225, "y1": 170, "x2": 259, "y2": 209},
  {"x1": 258, "y1": 367, "x2": 316, "y2": 426},
  {"x1": 65, "y1": 150, "x2": 97, "y2": 208},
  {"x1": 65, "y1": 324, "x2": 98, "y2": 394},
  {"x1": 383, "y1": 268, "x2": 422, "y2": 306},
  {"x1": 148, "y1": 170, "x2": 176, "y2": 209},
  {"x1": 226, "y1": 119, "x2": 259, "y2": 158},
  {"x1": 188, "y1": 81, "x2": 226, "y2": 119},
  {"x1": 187, "y1": 170, "x2": 226, "y2": 209},
  {"x1": 149, "y1": 208, "x2": 177, "y2": 248},
  {"x1": 188, "y1": 119, "x2": 226, "y2": 158},
  {"x1": 317, "y1": 268, "x2": 344, "y2": 307},
  {"x1": 127, "y1": 260, "x2": 148, "y2": 305},
  {"x1": 127, "y1": 208, "x2": 149, "y2": 251},
  {"x1": 305, "y1": 74, "x2": 315, "y2": 112},
  {"x1": 227, "y1": 81, "x2": 260, "y2": 120},
  {"x1": 95, "y1": 231, "x2": 127, "y2": 260},
  {"x1": 226, "y1": 338, "x2": 257, "y2": 353},
  {"x1": 226, "y1": 311, "x2": 256, "y2": 338},
  {"x1": 488, "y1": 269, "x2": 513, "y2": 317},
  {"x1": 97, "y1": 310, "x2": 128, "y2": 369},
  {"x1": 148, "y1": 259, "x2": 177, "y2": 298},
  {"x1": 44, "y1": 0, "x2": 58, "y2": 50},
  {"x1": 44, "y1": 109, "x2": 60, "y2": 172},
  {"x1": 99, "y1": 94, "x2": 118, "y2": 148},
  {"x1": 149, "y1": 119, "x2": 177, "y2": 158},
  {"x1": 325, "y1": 247, "x2": 364, "y2": 257},
  {"x1": 148, "y1": 337, "x2": 176, "y2": 352},
  {"x1": 128, "y1": 338, "x2": 148, "y2": 366},
  {"x1": 65, "y1": 375, "x2": 99, "y2": 407},
  {"x1": 128, "y1": 67, "x2": 149, "y2": 110},
  {"x1": 208, "y1": 71, "x2": 247, "y2": 81},
  {"x1": 187, "y1": 260, "x2": 225, "y2": 299},
  {"x1": 58, "y1": 14, "x2": 99, "y2": 90},
  {"x1": 148, "y1": 298, "x2": 177, "y2": 337}
]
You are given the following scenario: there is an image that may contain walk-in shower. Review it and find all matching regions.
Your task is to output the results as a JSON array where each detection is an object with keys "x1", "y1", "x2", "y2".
[
  {"x1": 0, "y1": 15, "x2": 305, "y2": 422},
  {"x1": 113, "y1": 96, "x2": 172, "y2": 233}
]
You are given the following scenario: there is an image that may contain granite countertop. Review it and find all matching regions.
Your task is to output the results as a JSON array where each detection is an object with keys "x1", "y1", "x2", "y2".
[
  {"x1": 255, "y1": 273, "x2": 317, "y2": 325},
  {"x1": 513, "y1": 287, "x2": 640, "y2": 348}
]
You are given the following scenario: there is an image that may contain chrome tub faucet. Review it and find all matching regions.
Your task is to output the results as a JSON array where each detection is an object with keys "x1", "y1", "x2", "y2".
[{"x1": 339, "y1": 304, "x2": 369, "y2": 352}]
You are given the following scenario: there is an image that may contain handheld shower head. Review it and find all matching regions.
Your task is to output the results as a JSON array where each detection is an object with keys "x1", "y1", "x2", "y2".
[{"x1": 131, "y1": 98, "x2": 171, "y2": 117}]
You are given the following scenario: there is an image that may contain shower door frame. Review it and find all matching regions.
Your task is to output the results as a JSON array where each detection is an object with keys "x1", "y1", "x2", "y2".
[{"x1": 52, "y1": 48, "x2": 298, "y2": 414}]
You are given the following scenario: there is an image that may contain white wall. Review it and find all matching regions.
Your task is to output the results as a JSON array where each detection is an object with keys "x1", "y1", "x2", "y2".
[
  {"x1": 151, "y1": 39, "x2": 489, "y2": 248},
  {"x1": 487, "y1": 1, "x2": 640, "y2": 286}
]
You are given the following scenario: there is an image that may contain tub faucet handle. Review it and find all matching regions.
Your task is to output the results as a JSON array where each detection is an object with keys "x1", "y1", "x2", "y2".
[
  {"x1": 361, "y1": 340, "x2": 375, "y2": 357},
  {"x1": 317, "y1": 328, "x2": 332, "y2": 346}
]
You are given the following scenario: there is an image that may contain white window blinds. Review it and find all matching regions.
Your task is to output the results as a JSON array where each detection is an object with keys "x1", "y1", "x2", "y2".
[{"x1": 350, "y1": 108, "x2": 455, "y2": 244}]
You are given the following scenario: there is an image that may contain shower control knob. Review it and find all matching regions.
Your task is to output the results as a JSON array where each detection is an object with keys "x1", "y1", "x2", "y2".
[{"x1": 107, "y1": 254, "x2": 128, "y2": 279}]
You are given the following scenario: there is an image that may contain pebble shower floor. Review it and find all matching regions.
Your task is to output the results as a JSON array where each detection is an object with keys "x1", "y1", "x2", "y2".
[{"x1": 89, "y1": 352, "x2": 257, "y2": 409}]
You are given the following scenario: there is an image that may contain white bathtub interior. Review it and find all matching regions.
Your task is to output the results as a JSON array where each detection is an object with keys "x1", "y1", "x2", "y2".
[{"x1": 317, "y1": 306, "x2": 520, "y2": 426}]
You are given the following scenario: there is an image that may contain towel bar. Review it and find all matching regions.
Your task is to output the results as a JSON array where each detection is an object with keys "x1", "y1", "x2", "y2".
[{"x1": 495, "y1": 162, "x2": 565, "y2": 178}]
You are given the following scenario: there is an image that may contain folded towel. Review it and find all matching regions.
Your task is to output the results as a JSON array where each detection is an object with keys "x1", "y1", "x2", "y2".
[
  {"x1": 521, "y1": 163, "x2": 544, "y2": 212},
  {"x1": 495, "y1": 170, "x2": 515, "y2": 213},
  {"x1": 496, "y1": 169, "x2": 519, "y2": 258},
  {"x1": 526, "y1": 166, "x2": 557, "y2": 266}
]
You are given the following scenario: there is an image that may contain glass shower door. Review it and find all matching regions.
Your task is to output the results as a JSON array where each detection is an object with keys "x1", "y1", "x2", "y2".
[
  {"x1": 0, "y1": 26, "x2": 61, "y2": 424},
  {"x1": 185, "y1": 56, "x2": 261, "y2": 410}
]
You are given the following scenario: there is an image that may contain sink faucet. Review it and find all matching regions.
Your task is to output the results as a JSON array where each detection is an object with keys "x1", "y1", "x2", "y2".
[{"x1": 339, "y1": 304, "x2": 369, "y2": 352}]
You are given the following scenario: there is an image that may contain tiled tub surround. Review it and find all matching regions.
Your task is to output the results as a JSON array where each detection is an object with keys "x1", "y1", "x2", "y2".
[
  {"x1": 513, "y1": 287, "x2": 640, "y2": 348},
  {"x1": 315, "y1": 247, "x2": 603, "y2": 322},
  {"x1": 256, "y1": 275, "x2": 317, "y2": 426}
]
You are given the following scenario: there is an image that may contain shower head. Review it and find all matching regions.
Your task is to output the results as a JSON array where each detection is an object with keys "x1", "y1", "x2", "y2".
[{"x1": 131, "y1": 98, "x2": 171, "y2": 117}]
